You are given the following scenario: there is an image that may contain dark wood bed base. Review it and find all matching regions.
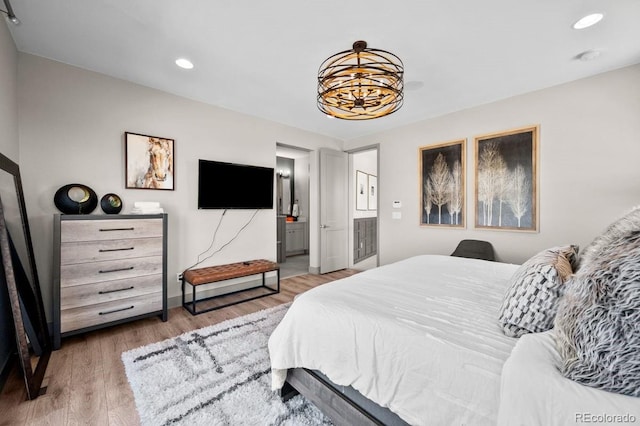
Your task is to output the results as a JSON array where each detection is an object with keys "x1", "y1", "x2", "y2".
[{"x1": 280, "y1": 368, "x2": 410, "y2": 426}]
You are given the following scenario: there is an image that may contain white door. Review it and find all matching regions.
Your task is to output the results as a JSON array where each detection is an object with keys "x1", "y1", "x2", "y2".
[{"x1": 319, "y1": 148, "x2": 348, "y2": 273}]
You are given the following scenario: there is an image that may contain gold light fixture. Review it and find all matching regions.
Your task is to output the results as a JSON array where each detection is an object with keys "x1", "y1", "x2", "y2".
[{"x1": 317, "y1": 40, "x2": 404, "y2": 120}]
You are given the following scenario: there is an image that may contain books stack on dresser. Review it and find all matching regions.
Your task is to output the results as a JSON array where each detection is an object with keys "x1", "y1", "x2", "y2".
[{"x1": 131, "y1": 201, "x2": 164, "y2": 214}]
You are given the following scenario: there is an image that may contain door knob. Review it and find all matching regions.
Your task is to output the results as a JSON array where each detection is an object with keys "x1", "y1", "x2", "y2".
[{"x1": 320, "y1": 224, "x2": 329, "y2": 229}]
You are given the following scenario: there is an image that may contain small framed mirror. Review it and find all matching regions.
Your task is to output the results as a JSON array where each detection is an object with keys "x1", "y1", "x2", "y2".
[
  {"x1": 0, "y1": 152, "x2": 50, "y2": 399},
  {"x1": 276, "y1": 156, "x2": 295, "y2": 216}
]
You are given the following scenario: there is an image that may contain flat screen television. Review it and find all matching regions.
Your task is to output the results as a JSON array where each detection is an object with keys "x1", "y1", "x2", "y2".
[{"x1": 198, "y1": 159, "x2": 274, "y2": 209}]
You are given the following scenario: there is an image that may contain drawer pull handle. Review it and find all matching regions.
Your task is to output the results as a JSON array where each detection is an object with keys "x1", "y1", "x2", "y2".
[
  {"x1": 99, "y1": 227, "x2": 135, "y2": 232},
  {"x1": 99, "y1": 247, "x2": 134, "y2": 252},
  {"x1": 99, "y1": 286, "x2": 134, "y2": 294},
  {"x1": 99, "y1": 266, "x2": 134, "y2": 274},
  {"x1": 99, "y1": 305, "x2": 134, "y2": 316}
]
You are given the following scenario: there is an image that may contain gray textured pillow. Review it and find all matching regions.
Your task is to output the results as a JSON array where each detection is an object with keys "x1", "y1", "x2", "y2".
[
  {"x1": 554, "y1": 221, "x2": 640, "y2": 397},
  {"x1": 498, "y1": 245, "x2": 578, "y2": 338}
]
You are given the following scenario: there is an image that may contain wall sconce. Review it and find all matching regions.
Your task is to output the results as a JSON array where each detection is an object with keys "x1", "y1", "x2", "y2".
[{"x1": 278, "y1": 170, "x2": 290, "y2": 178}]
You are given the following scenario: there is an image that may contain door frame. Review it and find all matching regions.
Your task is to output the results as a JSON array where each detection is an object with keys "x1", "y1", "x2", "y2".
[
  {"x1": 346, "y1": 144, "x2": 380, "y2": 269},
  {"x1": 275, "y1": 143, "x2": 312, "y2": 269}
]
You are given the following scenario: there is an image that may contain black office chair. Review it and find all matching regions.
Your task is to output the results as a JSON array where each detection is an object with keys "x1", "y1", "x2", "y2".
[{"x1": 450, "y1": 239, "x2": 495, "y2": 261}]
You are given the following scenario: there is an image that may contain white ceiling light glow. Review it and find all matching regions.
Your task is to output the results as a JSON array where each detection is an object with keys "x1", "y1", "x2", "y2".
[
  {"x1": 573, "y1": 13, "x2": 604, "y2": 30},
  {"x1": 175, "y1": 58, "x2": 194, "y2": 69}
]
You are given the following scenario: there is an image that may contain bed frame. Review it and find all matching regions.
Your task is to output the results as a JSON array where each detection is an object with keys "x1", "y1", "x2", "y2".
[{"x1": 280, "y1": 368, "x2": 410, "y2": 426}]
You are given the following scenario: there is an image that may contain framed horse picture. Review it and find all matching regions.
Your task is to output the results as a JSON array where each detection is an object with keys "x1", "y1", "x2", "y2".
[{"x1": 125, "y1": 132, "x2": 175, "y2": 190}]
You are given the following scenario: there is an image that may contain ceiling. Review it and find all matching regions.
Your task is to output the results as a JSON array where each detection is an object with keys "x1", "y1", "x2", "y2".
[{"x1": 5, "y1": 1, "x2": 640, "y2": 141}]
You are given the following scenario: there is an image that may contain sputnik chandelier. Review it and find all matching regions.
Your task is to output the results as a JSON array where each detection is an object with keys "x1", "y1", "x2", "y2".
[{"x1": 317, "y1": 40, "x2": 404, "y2": 120}]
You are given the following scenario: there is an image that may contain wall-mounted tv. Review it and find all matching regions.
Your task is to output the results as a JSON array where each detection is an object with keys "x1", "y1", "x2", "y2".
[{"x1": 198, "y1": 159, "x2": 274, "y2": 209}]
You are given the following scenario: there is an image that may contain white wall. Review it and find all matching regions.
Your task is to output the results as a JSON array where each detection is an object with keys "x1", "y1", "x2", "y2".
[
  {"x1": 13, "y1": 51, "x2": 640, "y2": 319},
  {"x1": 352, "y1": 149, "x2": 378, "y2": 219},
  {"x1": 293, "y1": 155, "x2": 309, "y2": 221},
  {"x1": 17, "y1": 53, "x2": 342, "y2": 317},
  {"x1": 345, "y1": 64, "x2": 640, "y2": 265}
]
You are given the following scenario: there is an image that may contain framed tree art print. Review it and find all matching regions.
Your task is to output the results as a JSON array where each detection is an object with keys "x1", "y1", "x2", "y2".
[
  {"x1": 474, "y1": 125, "x2": 538, "y2": 232},
  {"x1": 125, "y1": 132, "x2": 175, "y2": 190},
  {"x1": 419, "y1": 139, "x2": 465, "y2": 227}
]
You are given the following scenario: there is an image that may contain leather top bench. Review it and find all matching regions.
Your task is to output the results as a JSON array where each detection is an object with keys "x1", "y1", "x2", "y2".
[
  {"x1": 181, "y1": 259, "x2": 280, "y2": 315},
  {"x1": 183, "y1": 259, "x2": 279, "y2": 285}
]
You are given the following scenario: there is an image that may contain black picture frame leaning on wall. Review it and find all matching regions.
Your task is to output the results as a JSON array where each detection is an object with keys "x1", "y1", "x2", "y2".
[{"x1": 0, "y1": 152, "x2": 50, "y2": 400}]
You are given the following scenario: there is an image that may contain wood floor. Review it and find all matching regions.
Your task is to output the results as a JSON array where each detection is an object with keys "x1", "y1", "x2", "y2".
[{"x1": 0, "y1": 269, "x2": 359, "y2": 426}]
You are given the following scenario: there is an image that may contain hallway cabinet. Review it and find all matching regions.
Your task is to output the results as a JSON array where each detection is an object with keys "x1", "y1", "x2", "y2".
[
  {"x1": 286, "y1": 221, "x2": 308, "y2": 256},
  {"x1": 354, "y1": 217, "x2": 377, "y2": 263}
]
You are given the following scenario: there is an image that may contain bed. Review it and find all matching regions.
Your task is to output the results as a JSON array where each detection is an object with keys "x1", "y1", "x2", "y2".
[
  {"x1": 268, "y1": 254, "x2": 521, "y2": 425},
  {"x1": 269, "y1": 204, "x2": 640, "y2": 425}
]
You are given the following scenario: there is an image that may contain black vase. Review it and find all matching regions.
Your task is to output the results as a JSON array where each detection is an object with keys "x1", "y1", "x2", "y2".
[{"x1": 53, "y1": 184, "x2": 98, "y2": 214}]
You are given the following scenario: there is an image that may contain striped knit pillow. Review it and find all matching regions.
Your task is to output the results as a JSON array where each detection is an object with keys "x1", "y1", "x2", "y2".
[{"x1": 498, "y1": 245, "x2": 578, "y2": 338}]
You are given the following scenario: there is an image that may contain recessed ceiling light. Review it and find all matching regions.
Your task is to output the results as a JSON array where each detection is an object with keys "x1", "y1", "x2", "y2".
[
  {"x1": 573, "y1": 13, "x2": 604, "y2": 30},
  {"x1": 175, "y1": 58, "x2": 194, "y2": 69}
]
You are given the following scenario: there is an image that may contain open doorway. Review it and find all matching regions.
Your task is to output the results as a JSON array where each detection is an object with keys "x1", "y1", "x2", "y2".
[
  {"x1": 349, "y1": 146, "x2": 379, "y2": 270},
  {"x1": 276, "y1": 144, "x2": 311, "y2": 278}
]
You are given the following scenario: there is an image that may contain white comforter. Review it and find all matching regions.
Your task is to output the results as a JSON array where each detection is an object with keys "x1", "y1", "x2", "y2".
[{"x1": 268, "y1": 255, "x2": 520, "y2": 425}]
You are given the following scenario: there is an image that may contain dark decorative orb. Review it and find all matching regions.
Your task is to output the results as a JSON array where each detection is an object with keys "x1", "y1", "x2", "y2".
[
  {"x1": 53, "y1": 184, "x2": 98, "y2": 214},
  {"x1": 100, "y1": 193, "x2": 123, "y2": 214}
]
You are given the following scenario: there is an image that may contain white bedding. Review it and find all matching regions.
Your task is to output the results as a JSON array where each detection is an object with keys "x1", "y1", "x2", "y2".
[
  {"x1": 268, "y1": 254, "x2": 520, "y2": 425},
  {"x1": 498, "y1": 330, "x2": 640, "y2": 426}
]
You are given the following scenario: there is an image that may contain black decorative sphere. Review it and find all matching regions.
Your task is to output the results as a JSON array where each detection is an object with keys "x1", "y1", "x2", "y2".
[
  {"x1": 53, "y1": 184, "x2": 98, "y2": 214},
  {"x1": 100, "y1": 193, "x2": 123, "y2": 214}
]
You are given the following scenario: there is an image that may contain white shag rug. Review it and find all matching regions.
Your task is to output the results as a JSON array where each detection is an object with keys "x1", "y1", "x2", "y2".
[{"x1": 122, "y1": 303, "x2": 331, "y2": 426}]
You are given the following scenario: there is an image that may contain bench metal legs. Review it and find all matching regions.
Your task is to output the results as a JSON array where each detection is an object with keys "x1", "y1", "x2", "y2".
[{"x1": 182, "y1": 269, "x2": 280, "y2": 315}]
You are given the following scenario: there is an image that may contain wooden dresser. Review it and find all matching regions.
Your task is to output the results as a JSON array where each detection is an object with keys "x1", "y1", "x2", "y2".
[{"x1": 53, "y1": 214, "x2": 167, "y2": 349}]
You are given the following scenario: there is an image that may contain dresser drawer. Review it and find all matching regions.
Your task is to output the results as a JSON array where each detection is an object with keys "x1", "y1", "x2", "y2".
[
  {"x1": 60, "y1": 237, "x2": 163, "y2": 265},
  {"x1": 61, "y1": 218, "x2": 163, "y2": 242},
  {"x1": 60, "y1": 274, "x2": 162, "y2": 310},
  {"x1": 60, "y1": 293, "x2": 162, "y2": 333},
  {"x1": 60, "y1": 256, "x2": 163, "y2": 287}
]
